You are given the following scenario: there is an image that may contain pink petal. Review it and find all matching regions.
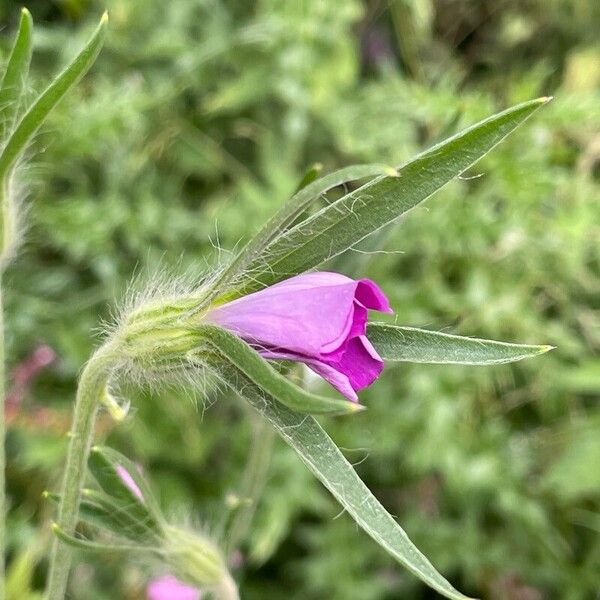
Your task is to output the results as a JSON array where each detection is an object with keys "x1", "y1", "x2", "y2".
[
  {"x1": 257, "y1": 337, "x2": 383, "y2": 402},
  {"x1": 356, "y1": 279, "x2": 393, "y2": 313},
  {"x1": 147, "y1": 575, "x2": 201, "y2": 600},
  {"x1": 258, "y1": 348, "x2": 360, "y2": 402},
  {"x1": 208, "y1": 272, "x2": 391, "y2": 402},
  {"x1": 116, "y1": 465, "x2": 144, "y2": 501},
  {"x1": 208, "y1": 272, "x2": 359, "y2": 357},
  {"x1": 305, "y1": 361, "x2": 359, "y2": 402},
  {"x1": 323, "y1": 335, "x2": 384, "y2": 391}
]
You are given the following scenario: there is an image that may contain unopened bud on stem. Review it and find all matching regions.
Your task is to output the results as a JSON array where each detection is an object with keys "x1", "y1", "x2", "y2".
[
  {"x1": 163, "y1": 525, "x2": 238, "y2": 600},
  {"x1": 118, "y1": 296, "x2": 207, "y2": 369}
]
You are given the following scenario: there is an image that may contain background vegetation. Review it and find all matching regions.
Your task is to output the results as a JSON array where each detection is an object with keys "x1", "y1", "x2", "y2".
[{"x1": 2, "y1": 0, "x2": 599, "y2": 598}]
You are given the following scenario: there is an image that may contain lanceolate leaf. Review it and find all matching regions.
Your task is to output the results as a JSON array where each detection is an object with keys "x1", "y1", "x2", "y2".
[
  {"x1": 367, "y1": 324, "x2": 553, "y2": 365},
  {"x1": 209, "y1": 360, "x2": 472, "y2": 600},
  {"x1": 0, "y1": 8, "x2": 33, "y2": 139},
  {"x1": 211, "y1": 163, "x2": 397, "y2": 301},
  {"x1": 196, "y1": 324, "x2": 364, "y2": 415},
  {"x1": 224, "y1": 98, "x2": 550, "y2": 299},
  {"x1": 274, "y1": 162, "x2": 397, "y2": 237},
  {"x1": 0, "y1": 12, "x2": 107, "y2": 187},
  {"x1": 51, "y1": 523, "x2": 156, "y2": 554}
]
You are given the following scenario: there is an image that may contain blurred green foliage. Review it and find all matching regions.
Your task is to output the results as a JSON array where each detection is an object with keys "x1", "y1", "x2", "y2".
[{"x1": 2, "y1": 0, "x2": 599, "y2": 598}]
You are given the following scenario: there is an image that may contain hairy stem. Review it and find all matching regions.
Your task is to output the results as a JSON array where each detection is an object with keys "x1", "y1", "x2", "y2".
[
  {"x1": 45, "y1": 345, "x2": 115, "y2": 600},
  {"x1": 0, "y1": 275, "x2": 5, "y2": 600},
  {"x1": 226, "y1": 414, "x2": 274, "y2": 556}
]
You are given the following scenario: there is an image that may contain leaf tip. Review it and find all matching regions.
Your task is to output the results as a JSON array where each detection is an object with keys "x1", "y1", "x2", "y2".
[
  {"x1": 101, "y1": 10, "x2": 109, "y2": 24},
  {"x1": 538, "y1": 344, "x2": 556, "y2": 354},
  {"x1": 21, "y1": 7, "x2": 33, "y2": 20},
  {"x1": 349, "y1": 402, "x2": 367, "y2": 414}
]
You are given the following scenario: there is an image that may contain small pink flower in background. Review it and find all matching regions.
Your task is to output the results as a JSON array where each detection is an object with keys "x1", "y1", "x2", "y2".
[
  {"x1": 146, "y1": 575, "x2": 201, "y2": 600},
  {"x1": 115, "y1": 465, "x2": 144, "y2": 500},
  {"x1": 6, "y1": 344, "x2": 56, "y2": 408},
  {"x1": 207, "y1": 272, "x2": 392, "y2": 402}
]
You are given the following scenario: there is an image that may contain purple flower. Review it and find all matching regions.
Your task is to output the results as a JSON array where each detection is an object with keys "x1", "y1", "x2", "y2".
[
  {"x1": 146, "y1": 575, "x2": 201, "y2": 600},
  {"x1": 207, "y1": 272, "x2": 392, "y2": 402}
]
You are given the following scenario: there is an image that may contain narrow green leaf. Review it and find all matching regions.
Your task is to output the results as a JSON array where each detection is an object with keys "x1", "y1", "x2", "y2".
[
  {"x1": 248, "y1": 162, "x2": 397, "y2": 246},
  {"x1": 367, "y1": 324, "x2": 554, "y2": 365},
  {"x1": 196, "y1": 324, "x2": 364, "y2": 415},
  {"x1": 0, "y1": 8, "x2": 34, "y2": 138},
  {"x1": 226, "y1": 98, "x2": 550, "y2": 298},
  {"x1": 51, "y1": 523, "x2": 157, "y2": 554},
  {"x1": 210, "y1": 163, "x2": 397, "y2": 302},
  {"x1": 210, "y1": 361, "x2": 473, "y2": 600},
  {"x1": 0, "y1": 12, "x2": 107, "y2": 186},
  {"x1": 44, "y1": 490, "x2": 160, "y2": 542}
]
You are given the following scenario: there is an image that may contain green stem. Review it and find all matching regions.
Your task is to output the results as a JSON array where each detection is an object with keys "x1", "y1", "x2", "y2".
[
  {"x1": 226, "y1": 414, "x2": 274, "y2": 556},
  {"x1": 0, "y1": 274, "x2": 6, "y2": 600},
  {"x1": 45, "y1": 345, "x2": 115, "y2": 600}
]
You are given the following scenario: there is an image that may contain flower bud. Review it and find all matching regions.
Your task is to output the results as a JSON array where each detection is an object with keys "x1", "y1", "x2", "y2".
[
  {"x1": 163, "y1": 525, "x2": 233, "y2": 592},
  {"x1": 117, "y1": 296, "x2": 205, "y2": 369},
  {"x1": 205, "y1": 272, "x2": 391, "y2": 402}
]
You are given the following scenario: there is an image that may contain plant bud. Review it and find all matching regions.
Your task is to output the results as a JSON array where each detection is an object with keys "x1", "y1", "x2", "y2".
[
  {"x1": 163, "y1": 525, "x2": 230, "y2": 590},
  {"x1": 118, "y1": 296, "x2": 206, "y2": 368}
]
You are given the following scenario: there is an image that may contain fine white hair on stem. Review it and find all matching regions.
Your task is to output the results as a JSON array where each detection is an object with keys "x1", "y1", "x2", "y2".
[
  {"x1": 0, "y1": 164, "x2": 31, "y2": 267},
  {"x1": 110, "y1": 265, "x2": 203, "y2": 330},
  {"x1": 0, "y1": 114, "x2": 62, "y2": 267},
  {"x1": 104, "y1": 259, "x2": 214, "y2": 334},
  {"x1": 110, "y1": 353, "x2": 223, "y2": 414},
  {"x1": 96, "y1": 262, "x2": 229, "y2": 413}
]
